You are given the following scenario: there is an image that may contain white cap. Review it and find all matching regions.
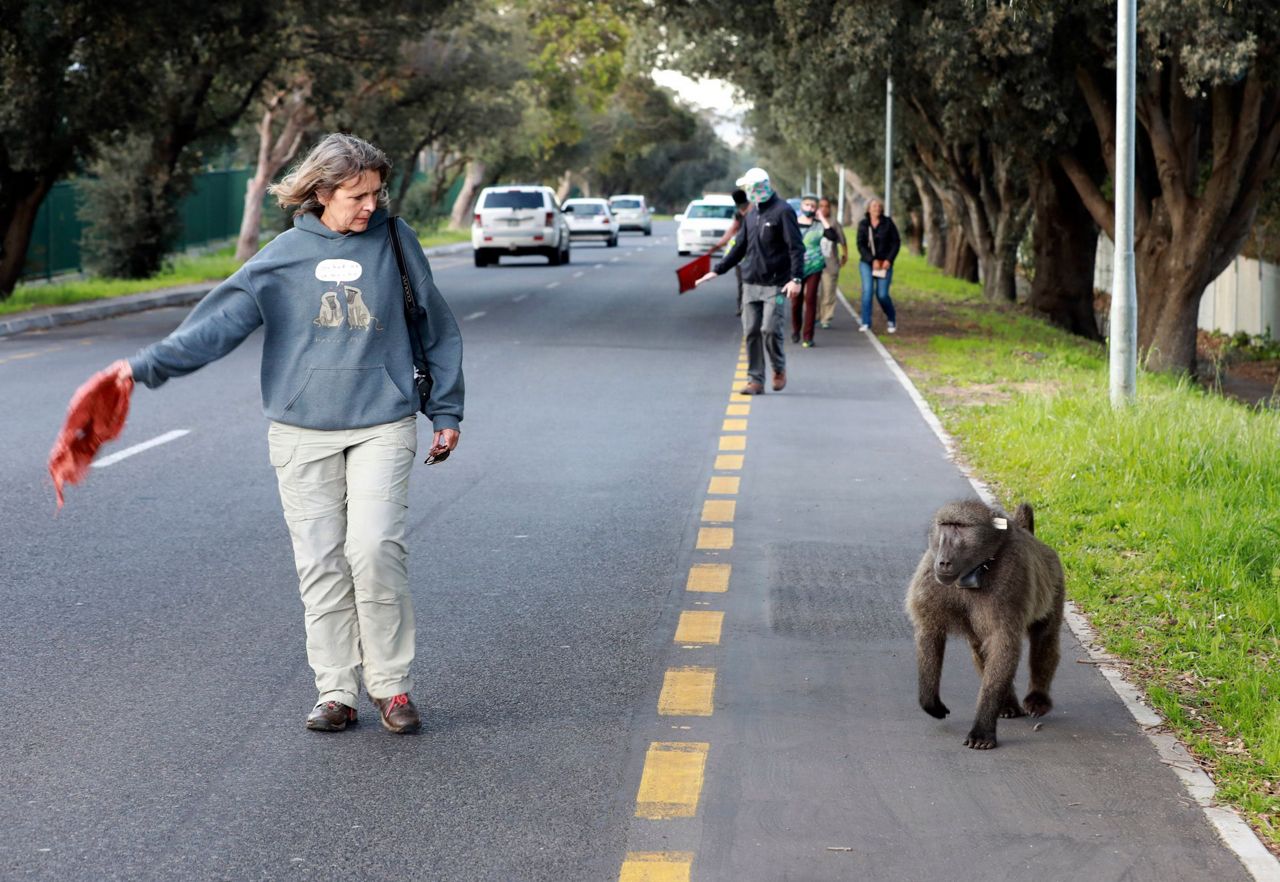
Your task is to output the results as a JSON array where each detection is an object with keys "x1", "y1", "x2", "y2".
[{"x1": 735, "y1": 167, "x2": 770, "y2": 188}]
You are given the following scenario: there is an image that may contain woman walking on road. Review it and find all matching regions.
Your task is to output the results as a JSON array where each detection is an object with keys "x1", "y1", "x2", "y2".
[
  {"x1": 793, "y1": 195, "x2": 842, "y2": 347},
  {"x1": 856, "y1": 198, "x2": 900, "y2": 333},
  {"x1": 88, "y1": 134, "x2": 464, "y2": 734},
  {"x1": 816, "y1": 197, "x2": 847, "y2": 329}
]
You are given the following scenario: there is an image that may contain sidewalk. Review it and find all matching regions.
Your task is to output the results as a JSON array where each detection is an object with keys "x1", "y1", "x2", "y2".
[
  {"x1": 0, "y1": 242, "x2": 472, "y2": 338},
  {"x1": 617, "y1": 293, "x2": 1276, "y2": 881}
]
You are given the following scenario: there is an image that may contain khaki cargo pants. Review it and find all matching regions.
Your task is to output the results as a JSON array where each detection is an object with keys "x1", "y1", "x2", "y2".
[{"x1": 267, "y1": 416, "x2": 417, "y2": 707}]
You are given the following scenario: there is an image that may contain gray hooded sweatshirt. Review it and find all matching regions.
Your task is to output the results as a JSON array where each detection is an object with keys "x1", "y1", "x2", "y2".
[{"x1": 129, "y1": 210, "x2": 463, "y2": 432}]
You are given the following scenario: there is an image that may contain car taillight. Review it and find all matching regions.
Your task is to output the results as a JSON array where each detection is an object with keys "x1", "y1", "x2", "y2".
[
  {"x1": 474, "y1": 213, "x2": 481, "y2": 226},
  {"x1": 545, "y1": 211, "x2": 554, "y2": 227},
  {"x1": 599, "y1": 216, "x2": 609, "y2": 224}
]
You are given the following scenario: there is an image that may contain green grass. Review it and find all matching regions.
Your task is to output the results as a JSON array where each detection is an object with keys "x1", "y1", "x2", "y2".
[
  {"x1": 853, "y1": 251, "x2": 1280, "y2": 851},
  {"x1": 418, "y1": 228, "x2": 471, "y2": 249},
  {"x1": 1, "y1": 247, "x2": 242, "y2": 317}
]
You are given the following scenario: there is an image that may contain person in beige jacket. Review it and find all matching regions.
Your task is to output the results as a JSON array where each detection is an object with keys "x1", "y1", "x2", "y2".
[{"x1": 817, "y1": 197, "x2": 848, "y2": 328}]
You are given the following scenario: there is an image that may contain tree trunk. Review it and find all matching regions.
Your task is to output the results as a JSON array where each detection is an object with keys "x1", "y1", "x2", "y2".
[
  {"x1": 912, "y1": 170, "x2": 946, "y2": 269},
  {"x1": 448, "y1": 159, "x2": 487, "y2": 229},
  {"x1": 0, "y1": 176, "x2": 54, "y2": 297},
  {"x1": 1028, "y1": 162, "x2": 1101, "y2": 340},
  {"x1": 937, "y1": 185, "x2": 978, "y2": 282},
  {"x1": 555, "y1": 169, "x2": 573, "y2": 203},
  {"x1": 235, "y1": 80, "x2": 313, "y2": 261}
]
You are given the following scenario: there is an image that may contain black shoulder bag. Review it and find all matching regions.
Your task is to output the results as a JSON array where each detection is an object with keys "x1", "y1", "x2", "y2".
[{"x1": 388, "y1": 216, "x2": 434, "y2": 413}]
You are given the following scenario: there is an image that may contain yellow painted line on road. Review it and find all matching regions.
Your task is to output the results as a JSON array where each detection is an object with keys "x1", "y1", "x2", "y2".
[
  {"x1": 707, "y1": 476, "x2": 740, "y2": 495},
  {"x1": 736, "y1": 361, "x2": 748, "y2": 370},
  {"x1": 619, "y1": 852, "x2": 693, "y2": 882},
  {"x1": 675, "y1": 610, "x2": 724, "y2": 645},
  {"x1": 635, "y1": 742, "x2": 710, "y2": 819},
  {"x1": 719, "y1": 435, "x2": 746, "y2": 451},
  {"x1": 729, "y1": 392, "x2": 751, "y2": 402},
  {"x1": 725, "y1": 403, "x2": 750, "y2": 416},
  {"x1": 687, "y1": 563, "x2": 730, "y2": 593},
  {"x1": 722, "y1": 418, "x2": 748, "y2": 432},
  {"x1": 733, "y1": 370, "x2": 748, "y2": 380},
  {"x1": 0, "y1": 350, "x2": 43, "y2": 365},
  {"x1": 658, "y1": 667, "x2": 716, "y2": 716},
  {"x1": 714, "y1": 454, "x2": 743, "y2": 470},
  {"x1": 696, "y1": 527, "x2": 733, "y2": 549},
  {"x1": 701, "y1": 500, "x2": 736, "y2": 523}
]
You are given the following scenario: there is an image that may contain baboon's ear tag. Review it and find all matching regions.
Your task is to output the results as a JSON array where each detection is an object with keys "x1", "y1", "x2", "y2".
[{"x1": 992, "y1": 517, "x2": 1008, "y2": 530}]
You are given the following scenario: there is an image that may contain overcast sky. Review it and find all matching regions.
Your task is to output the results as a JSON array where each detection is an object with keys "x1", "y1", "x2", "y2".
[{"x1": 651, "y1": 69, "x2": 750, "y2": 148}]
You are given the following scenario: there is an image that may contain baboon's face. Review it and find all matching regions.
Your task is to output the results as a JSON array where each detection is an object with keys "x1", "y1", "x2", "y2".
[{"x1": 931, "y1": 516, "x2": 1004, "y2": 587}]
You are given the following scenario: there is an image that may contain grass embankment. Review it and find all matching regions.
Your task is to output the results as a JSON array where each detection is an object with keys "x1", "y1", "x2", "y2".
[
  {"x1": 418, "y1": 228, "x2": 471, "y2": 249},
  {"x1": 846, "y1": 252, "x2": 1279, "y2": 852},
  {"x1": 1, "y1": 248, "x2": 242, "y2": 317}
]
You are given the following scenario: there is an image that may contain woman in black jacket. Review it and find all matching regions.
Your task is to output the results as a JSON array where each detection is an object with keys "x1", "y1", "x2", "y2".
[{"x1": 856, "y1": 199, "x2": 900, "y2": 332}]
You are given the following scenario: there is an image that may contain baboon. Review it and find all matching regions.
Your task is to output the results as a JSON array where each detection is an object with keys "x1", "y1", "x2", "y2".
[{"x1": 905, "y1": 499, "x2": 1065, "y2": 749}]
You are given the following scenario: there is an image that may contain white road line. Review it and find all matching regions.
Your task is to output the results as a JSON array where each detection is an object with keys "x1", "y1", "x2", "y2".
[
  {"x1": 513, "y1": 294, "x2": 528, "y2": 302},
  {"x1": 835, "y1": 288, "x2": 1280, "y2": 882},
  {"x1": 464, "y1": 311, "x2": 486, "y2": 321},
  {"x1": 593, "y1": 263, "x2": 604, "y2": 269},
  {"x1": 546, "y1": 282, "x2": 560, "y2": 289},
  {"x1": 572, "y1": 271, "x2": 584, "y2": 278},
  {"x1": 610, "y1": 257, "x2": 620, "y2": 263},
  {"x1": 93, "y1": 430, "x2": 190, "y2": 469}
]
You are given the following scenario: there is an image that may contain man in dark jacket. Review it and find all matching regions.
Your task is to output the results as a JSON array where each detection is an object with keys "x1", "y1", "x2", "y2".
[{"x1": 696, "y1": 167, "x2": 804, "y2": 393}]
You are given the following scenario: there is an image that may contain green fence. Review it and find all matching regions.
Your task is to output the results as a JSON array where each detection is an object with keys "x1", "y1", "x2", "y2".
[{"x1": 21, "y1": 168, "x2": 253, "y2": 281}]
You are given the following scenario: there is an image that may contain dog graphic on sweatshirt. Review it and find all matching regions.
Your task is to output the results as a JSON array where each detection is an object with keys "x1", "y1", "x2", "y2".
[
  {"x1": 314, "y1": 291, "x2": 344, "y2": 327},
  {"x1": 344, "y1": 286, "x2": 383, "y2": 331}
]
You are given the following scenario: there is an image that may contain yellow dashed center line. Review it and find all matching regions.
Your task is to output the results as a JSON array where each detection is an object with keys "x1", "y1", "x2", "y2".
[
  {"x1": 722, "y1": 418, "x2": 748, "y2": 432},
  {"x1": 701, "y1": 499, "x2": 736, "y2": 523},
  {"x1": 635, "y1": 742, "x2": 710, "y2": 819},
  {"x1": 725, "y1": 403, "x2": 750, "y2": 416},
  {"x1": 686, "y1": 563, "x2": 730, "y2": 593},
  {"x1": 714, "y1": 454, "x2": 744, "y2": 470},
  {"x1": 707, "y1": 475, "x2": 740, "y2": 495},
  {"x1": 658, "y1": 667, "x2": 716, "y2": 716},
  {"x1": 729, "y1": 392, "x2": 751, "y2": 402},
  {"x1": 675, "y1": 610, "x2": 724, "y2": 645},
  {"x1": 696, "y1": 527, "x2": 733, "y2": 550},
  {"x1": 734, "y1": 370, "x2": 748, "y2": 380},
  {"x1": 718, "y1": 435, "x2": 746, "y2": 451},
  {"x1": 619, "y1": 852, "x2": 693, "y2": 882}
]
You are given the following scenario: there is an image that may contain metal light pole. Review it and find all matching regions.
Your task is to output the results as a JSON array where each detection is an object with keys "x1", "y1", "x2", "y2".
[
  {"x1": 838, "y1": 164, "x2": 846, "y2": 223},
  {"x1": 817, "y1": 167, "x2": 823, "y2": 198},
  {"x1": 884, "y1": 76, "x2": 895, "y2": 217},
  {"x1": 804, "y1": 168, "x2": 811, "y2": 195},
  {"x1": 1111, "y1": 0, "x2": 1138, "y2": 406}
]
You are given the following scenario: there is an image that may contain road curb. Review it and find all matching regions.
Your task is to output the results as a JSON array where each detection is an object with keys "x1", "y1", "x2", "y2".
[
  {"x1": 0, "y1": 241, "x2": 473, "y2": 339},
  {"x1": 836, "y1": 289, "x2": 1280, "y2": 881}
]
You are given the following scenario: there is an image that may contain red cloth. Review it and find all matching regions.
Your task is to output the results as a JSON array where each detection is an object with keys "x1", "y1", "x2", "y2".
[
  {"x1": 48, "y1": 367, "x2": 133, "y2": 508},
  {"x1": 676, "y1": 253, "x2": 712, "y2": 294}
]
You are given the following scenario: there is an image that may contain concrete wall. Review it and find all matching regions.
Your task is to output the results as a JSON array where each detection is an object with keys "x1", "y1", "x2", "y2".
[{"x1": 1094, "y1": 236, "x2": 1280, "y2": 340}]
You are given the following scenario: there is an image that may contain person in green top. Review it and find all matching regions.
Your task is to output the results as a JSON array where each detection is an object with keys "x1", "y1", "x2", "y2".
[{"x1": 791, "y1": 194, "x2": 842, "y2": 347}]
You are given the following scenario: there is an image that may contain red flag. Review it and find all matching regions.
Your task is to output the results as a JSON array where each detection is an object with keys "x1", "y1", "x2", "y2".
[
  {"x1": 48, "y1": 366, "x2": 133, "y2": 508},
  {"x1": 676, "y1": 252, "x2": 712, "y2": 294}
]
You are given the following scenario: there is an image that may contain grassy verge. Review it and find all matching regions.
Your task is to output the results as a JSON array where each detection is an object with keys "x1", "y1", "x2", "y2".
[
  {"x1": 418, "y1": 228, "x2": 471, "y2": 249},
  {"x1": 845, "y1": 252, "x2": 1280, "y2": 852},
  {"x1": 1, "y1": 248, "x2": 241, "y2": 317}
]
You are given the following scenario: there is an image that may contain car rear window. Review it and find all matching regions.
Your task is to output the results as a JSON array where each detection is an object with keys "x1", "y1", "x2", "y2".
[
  {"x1": 611, "y1": 199, "x2": 642, "y2": 209},
  {"x1": 483, "y1": 191, "x2": 545, "y2": 210},
  {"x1": 567, "y1": 203, "x2": 605, "y2": 214},
  {"x1": 687, "y1": 204, "x2": 736, "y2": 220}
]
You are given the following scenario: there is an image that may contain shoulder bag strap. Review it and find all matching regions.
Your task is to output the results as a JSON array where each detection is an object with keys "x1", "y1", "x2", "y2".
[{"x1": 388, "y1": 216, "x2": 429, "y2": 368}]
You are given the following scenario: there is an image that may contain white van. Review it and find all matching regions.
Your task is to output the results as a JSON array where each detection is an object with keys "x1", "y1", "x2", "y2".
[
  {"x1": 607, "y1": 194, "x2": 653, "y2": 236},
  {"x1": 472, "y1": 185, "x2": 572, "y2": 267}
]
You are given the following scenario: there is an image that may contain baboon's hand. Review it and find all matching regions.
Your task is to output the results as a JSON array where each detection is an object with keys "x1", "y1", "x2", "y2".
[
  {"x1": 963, "y1": 728, "x2": 998, "y2": 750},
  {"x1": 920, "y1": 697, "x2": 950, "y2": 719},
  {"x1": 1023, "y1": 691, "x2": 1053, "y2": 717}
]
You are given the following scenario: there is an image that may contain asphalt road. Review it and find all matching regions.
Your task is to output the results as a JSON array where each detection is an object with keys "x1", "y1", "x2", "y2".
[{"x1": 0, "y1": 222, "x2": 1258, "y2": 881}]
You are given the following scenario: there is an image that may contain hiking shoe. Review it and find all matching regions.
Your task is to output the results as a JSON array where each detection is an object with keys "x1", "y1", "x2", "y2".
[
  {"x1": 801, "y1": 340, "x2": 813, "y2": 348},
  {"x1": 373, "y1": 693, "x2": 421, "y2": 734},
  {"x1": 858, "y1": 323, "x2": 869, "y2": 331},
  {"x1": 306, "y1": 700, "x2": 357, "y2": 732},
  {"x1": 791, "y1": 332, "x2": 800, "y2": 344},
  {"x1": 772, "y1": 371, "x2": 787, "y2": 391},
  {"x1": 820, "y1": 321, "x2": 832, "y2": 329},
  {"x1": 738, "y1": 382, "x2": 765, "y2": 395},
  {"x1": 888, "y1": 322, "x2": 897, "y2": 334}
]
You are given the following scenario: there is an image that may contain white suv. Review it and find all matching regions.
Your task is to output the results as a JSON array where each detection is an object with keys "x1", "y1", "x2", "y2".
[
  {"x1": 472, "y1": 185, "x2": 572, "y2": 267},
  {"x1": 675, "y1": 195, "x2": 737, "y2": 256},
  {"x1": 608, "y1": 194, "x2": 653, "y2": 236},
  {"x1": 563, "y1": 198, "x2": 620, "y2": 247}
]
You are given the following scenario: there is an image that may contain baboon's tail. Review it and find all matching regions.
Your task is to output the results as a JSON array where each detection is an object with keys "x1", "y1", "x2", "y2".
[{"x1": 1013, "y1": 502, "x2": 1035, "y2": 534}]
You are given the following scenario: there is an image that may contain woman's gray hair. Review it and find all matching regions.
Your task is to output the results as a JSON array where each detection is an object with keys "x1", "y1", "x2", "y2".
[{"x1": 269, "y1": 133, "x2": 392, "y2": 217}]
